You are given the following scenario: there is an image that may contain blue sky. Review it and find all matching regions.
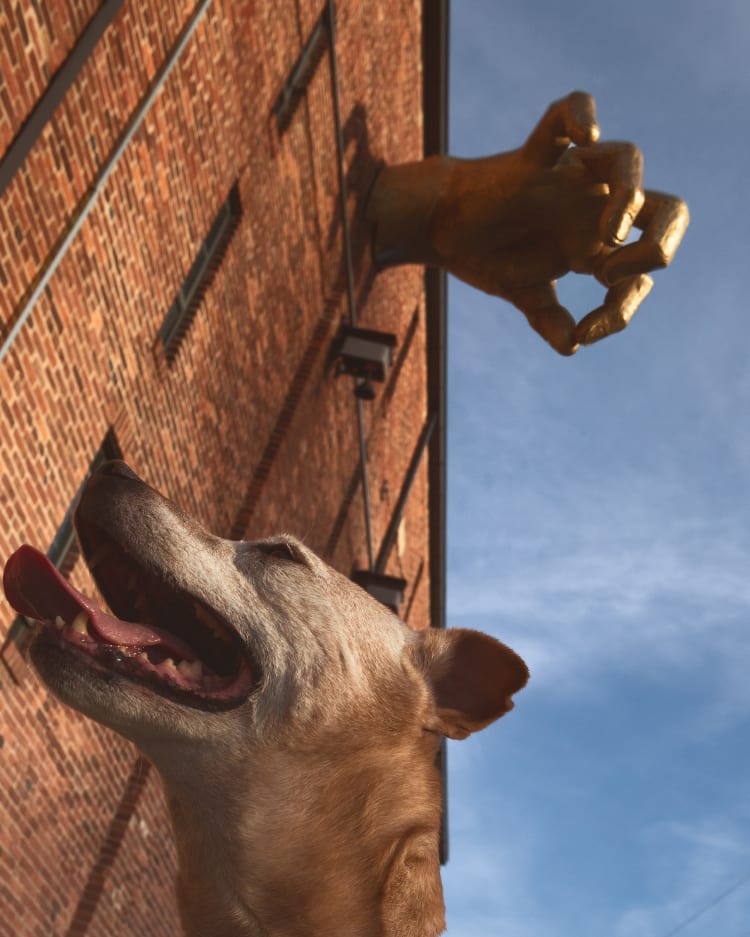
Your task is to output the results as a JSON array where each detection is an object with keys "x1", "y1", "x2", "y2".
[{"x1": 442, "y1": 2, "x2": 750, "y2": 935}]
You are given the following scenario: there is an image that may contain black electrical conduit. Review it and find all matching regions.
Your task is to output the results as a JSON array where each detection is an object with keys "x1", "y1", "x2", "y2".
[{"x1": 325, "y1": 0, "x2": 376, "y2": 571}]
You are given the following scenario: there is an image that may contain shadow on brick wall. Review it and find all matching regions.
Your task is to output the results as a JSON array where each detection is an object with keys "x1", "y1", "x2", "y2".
[
  {"x1": 230, "y1": 283, "x2": 344, "y2": 540},
  {"x1": 231, "y1": 101, "x2": 390, "y2": 545},
  {"x1": 323, "y1": 306, "x2": 420, "y2": 563},
  {"x1": 64, "y1": 757, "x2": 151, "y2": 937},
  {"x1": 326, "y1": 102, "x2": 382, "y2": 317}
]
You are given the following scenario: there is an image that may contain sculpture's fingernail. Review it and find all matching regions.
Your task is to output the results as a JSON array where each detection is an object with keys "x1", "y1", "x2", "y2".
[
  {"x1": 613, "y1": 212, "x2": 633, "y2": 244},
  {"x1": 553, "y1": 336, "x2": 579, "y2": 356},
  {"x1": 578, "y1": 322, "x2": 604, "y2": 346}
]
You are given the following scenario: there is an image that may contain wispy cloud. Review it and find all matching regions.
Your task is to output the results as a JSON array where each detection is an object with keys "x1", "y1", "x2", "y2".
[
  {"x1": 442, "y1": 750, "x2": 545, "y2": 937},
  {"x1": 445, "y1": 265, "x2": 750, "y2": 715},
  {"x1": 613, "y1": 812, "x2": 750, "y2": 937},
  {"x1": 447, "y1": 466, "x2": 750, "y2": 722},
  {"x1": 444, "y1": 742, "x2": 750, "y2": 937},
  {"x1": 444, "y1": 5, "x2": 750, "y2": 937}
]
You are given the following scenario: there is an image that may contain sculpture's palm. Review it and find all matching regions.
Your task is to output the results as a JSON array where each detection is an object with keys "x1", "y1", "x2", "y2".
[{"x1": 369, "y1": 92, "x2": 689, "y2": 355}]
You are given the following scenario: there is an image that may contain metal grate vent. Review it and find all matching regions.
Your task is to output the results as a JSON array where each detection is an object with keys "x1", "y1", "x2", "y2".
[
  {"x1": 158, "y1": 183, "x2": 242, "y2": 364},
  {"x1": 272, "y1": 9, "x2": 332, "y2": 132}
]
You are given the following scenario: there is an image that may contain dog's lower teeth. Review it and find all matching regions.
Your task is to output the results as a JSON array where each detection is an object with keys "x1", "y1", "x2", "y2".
[
  {"x1": 177, "y1": 659, "x2": 204, "y2": 679},
  {"x1": 52, "y1": 597, "x2": 227, "y2": 692}
]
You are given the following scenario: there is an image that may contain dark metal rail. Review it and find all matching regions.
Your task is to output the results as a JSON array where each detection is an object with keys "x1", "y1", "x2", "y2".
[{"x1": 325, "y1": 0, "x2": 375, "y2": 570}]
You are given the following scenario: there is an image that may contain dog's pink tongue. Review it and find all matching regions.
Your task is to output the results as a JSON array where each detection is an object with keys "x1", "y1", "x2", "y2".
[
  {"x1": 91, "y1": 608, "x2": 166, "y2": 647},
  {"x1": 3, "y1": 545, "x2": 194, "y2": 658}
]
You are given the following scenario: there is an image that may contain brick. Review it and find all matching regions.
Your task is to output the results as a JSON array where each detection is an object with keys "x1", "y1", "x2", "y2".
[{"x1": 0, "y1": 1, "x2": 430, "y2": 934}]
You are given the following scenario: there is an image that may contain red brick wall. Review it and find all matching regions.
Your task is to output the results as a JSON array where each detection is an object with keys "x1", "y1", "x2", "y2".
[
  {"x1": 0, "y1": 1, "x2": 431, "y2": 934},
  {"x1": 0, "y1": 0, "x2": 101, "y2": 153}
]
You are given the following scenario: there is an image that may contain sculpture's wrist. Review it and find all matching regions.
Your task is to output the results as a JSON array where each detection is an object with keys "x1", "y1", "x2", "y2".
[{"x1": 367, "y1": 156, "x2": 451, "y2": 268}]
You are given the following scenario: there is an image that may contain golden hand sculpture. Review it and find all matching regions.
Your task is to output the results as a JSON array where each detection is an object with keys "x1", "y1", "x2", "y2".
[{"x1": 367, "y1": 91, "x2": 689, "y2": 355}]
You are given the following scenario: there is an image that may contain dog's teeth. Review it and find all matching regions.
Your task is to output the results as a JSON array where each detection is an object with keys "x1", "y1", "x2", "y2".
[
  {"x1": 193, "y1": 604, "x2": 231, "y2": 642},
  {"x1": 194, "y1": 604, "x2": 216, "y2": 626},
  {"x1": 54, "y1": 616, "x2": 65, "y2": 630},
  {"x1": 177, "y1": 659, "x2": 204, "y2": 679},
  {"x1": 138, "y1": 651, "x2": 149, "y2": 662},
  {"x1": 71, "y1": 612, "x2": 89, "y2": 635},
  {"x1": 163, "y1": 658, "x2": 177, "y2": 671}
]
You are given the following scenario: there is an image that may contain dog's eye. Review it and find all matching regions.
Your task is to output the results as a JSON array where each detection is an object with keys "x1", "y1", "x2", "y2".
[{"x1": 260, "y1": 542, "x2": 301, "y2": 564}]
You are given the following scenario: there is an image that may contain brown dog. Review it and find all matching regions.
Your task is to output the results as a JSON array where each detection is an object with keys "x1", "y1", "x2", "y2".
[{"x1": 3, "y1": 460, "x2": 528, "y2": 937}]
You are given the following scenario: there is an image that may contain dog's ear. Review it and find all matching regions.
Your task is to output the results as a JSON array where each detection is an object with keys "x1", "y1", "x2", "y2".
[{"x1": 410, "y1": 628, "x2": 529, "y2": 740}]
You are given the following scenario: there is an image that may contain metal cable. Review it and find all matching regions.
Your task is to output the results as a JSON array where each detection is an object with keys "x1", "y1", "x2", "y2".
[{"x1": 659, "y1": 870, "x2": 750, "y2": 937}]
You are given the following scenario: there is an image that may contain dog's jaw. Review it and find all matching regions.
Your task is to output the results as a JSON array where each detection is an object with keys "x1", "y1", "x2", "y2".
[
  {"x1": 6, "y1": 545, "x2": 255, "y2": 710},
  {"x1": 163, "y1": 730, "x2": 448, "y2": 937}
]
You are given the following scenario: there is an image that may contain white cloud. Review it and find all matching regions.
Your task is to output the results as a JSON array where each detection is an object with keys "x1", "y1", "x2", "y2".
[
  {"x1": 613, "y1": 813, "x2": 750, "y2": 937},
  {"x1": 443, "y1": 735, "x2": 750, "y2": 937},
  {"x1": 443, "y1": 6, "x2": 750, "y2": 937},
  {"x1": 447, "y1": 473, "x2": 750, "y2": 717},
  {"x1": 442, "y1": 749, "x2": 546, "y2": 937},
  {"x1": 445, "y1": 270, "x2": 750, "y2": 718}
]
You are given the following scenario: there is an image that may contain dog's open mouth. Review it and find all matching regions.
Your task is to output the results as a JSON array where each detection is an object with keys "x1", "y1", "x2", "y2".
[{"x1": 3, "y1": 543, "x2": 254, "y2": 708}]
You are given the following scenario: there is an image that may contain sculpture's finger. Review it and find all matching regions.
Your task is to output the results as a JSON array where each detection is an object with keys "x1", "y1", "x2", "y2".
[
  {"x1": 598, "y1": 190, "x2": 690, "y2": 286},
  {"x1": 522, "y1": 91, "x2": 600, "y2": 169},
  {"x1": 569, "y1": 141, "x2": 645, "y2": 246},
  {"x1": 575, "y1": 274, "x2": 653, "y2": 346},
  {"x1": 511, "y1": 283, "x2": 579, "y2": 356}
]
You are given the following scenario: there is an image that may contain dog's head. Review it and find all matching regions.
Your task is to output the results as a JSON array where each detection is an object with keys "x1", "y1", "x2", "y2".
[{"x1": 3, "y1": 461, "x2": 528, "y2": 762}]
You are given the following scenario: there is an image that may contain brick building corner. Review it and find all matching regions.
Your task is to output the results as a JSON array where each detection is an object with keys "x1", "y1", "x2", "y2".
[{"x1": 0, "y1": 1, "x2": 448, "y2": 933}]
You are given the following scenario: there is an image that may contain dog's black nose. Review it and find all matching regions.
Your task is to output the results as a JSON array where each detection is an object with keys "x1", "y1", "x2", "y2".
[{"x1": 96, "y1": 460, "x2": 142, "y2": 482}]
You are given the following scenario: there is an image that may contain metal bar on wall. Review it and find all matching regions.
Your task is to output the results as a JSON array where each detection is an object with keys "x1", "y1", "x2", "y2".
[
  {"x1": 0, "y1": 0, "x2": 215, "y2": 366},
  {"x1": 375, "y1": 412, "x2": 437, "y2": 573},
  {"x1": 0, "y1": 0, "x2": 125, "y2": 199}
]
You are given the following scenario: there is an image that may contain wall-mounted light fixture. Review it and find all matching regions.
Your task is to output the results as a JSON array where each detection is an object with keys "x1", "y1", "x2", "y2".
[
  {"x1": 334, "y1": 325, "x2": 397, "y2": 400},
  {"x1": 352, "y1": 569, "x2": 408, "y2": 614}
]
